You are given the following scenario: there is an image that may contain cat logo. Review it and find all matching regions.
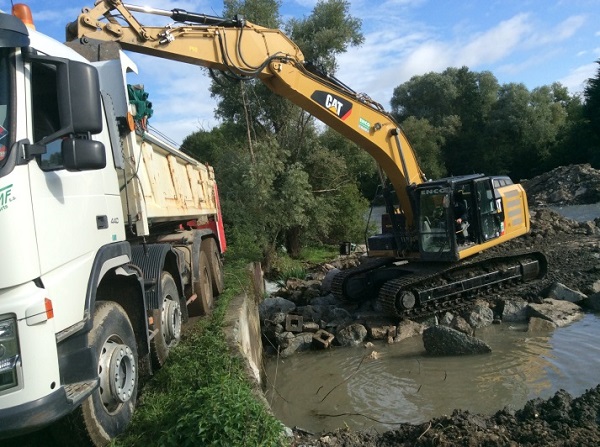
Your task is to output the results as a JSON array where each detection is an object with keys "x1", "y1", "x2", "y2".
[{"x1": 311, "y1": 90, "x2": 352, "y2": 120}]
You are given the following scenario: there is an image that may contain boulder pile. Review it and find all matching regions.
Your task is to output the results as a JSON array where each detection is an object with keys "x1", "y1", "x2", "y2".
[
  {"x1": 260, "y1": 267, "x2": 595, "y2": 357},
  {"x1": 522, "y1": 163, "x2": 600, "y2": 206}
]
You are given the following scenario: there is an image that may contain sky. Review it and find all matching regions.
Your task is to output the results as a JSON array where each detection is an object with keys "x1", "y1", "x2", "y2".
[{"x1": 2, "y1": 0, "x2": 599, "y2": 145}]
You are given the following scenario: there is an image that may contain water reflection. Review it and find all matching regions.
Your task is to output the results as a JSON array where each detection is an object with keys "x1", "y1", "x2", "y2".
[{"x1": 264, "y1": 314, "x2": 600, "y2": 432}]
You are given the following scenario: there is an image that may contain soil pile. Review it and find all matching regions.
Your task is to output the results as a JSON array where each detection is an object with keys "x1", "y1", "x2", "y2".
[
  {"x1": 522, "y1": 163, "x2": 600, "y2": 206},
  {"x1": 292, "y1": 386, "x2": 600, "y2": 446}
]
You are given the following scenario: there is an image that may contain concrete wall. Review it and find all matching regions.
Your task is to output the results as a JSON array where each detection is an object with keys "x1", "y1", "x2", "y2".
[{"x1": 223, "y1": 262, "x2": 264, "y2": 387}]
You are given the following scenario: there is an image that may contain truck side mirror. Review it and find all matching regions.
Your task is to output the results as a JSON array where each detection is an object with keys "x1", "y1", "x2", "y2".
[
  {"x1": 57, "y1": 61, "x2": 102, "y2": 135},
  {"x1": 62, "y1": 138, "x2": 106, "y2": 171},
  {"x1": 24, "y1": 52, "x2": 103, "y2": 143}
]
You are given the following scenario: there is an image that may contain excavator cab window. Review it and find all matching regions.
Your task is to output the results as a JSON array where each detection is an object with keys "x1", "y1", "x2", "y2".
[
  {"x1": 419, "y1": 188, "x2": 452, "y2": 255},
  {"x1": 474, "y1": 179, "x2": 502, "y2": 241}
]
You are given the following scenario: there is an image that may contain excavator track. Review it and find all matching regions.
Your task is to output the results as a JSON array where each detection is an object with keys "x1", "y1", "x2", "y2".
[
  {"x1": 331, "y1": 256, "x2": 397, "y2": 302},
  {"x1": 333, "y1": 251, "x2": 547, "y2": 319}
]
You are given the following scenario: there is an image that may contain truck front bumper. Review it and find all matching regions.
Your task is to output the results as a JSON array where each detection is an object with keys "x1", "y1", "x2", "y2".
[{"x1": 0, "y1": 386, "x2": 72, "y2": 438}]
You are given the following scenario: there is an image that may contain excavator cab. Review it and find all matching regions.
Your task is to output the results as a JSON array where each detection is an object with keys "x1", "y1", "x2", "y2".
[{"x1": 416, "y1": 175, "x2": 505, "y2": 261}]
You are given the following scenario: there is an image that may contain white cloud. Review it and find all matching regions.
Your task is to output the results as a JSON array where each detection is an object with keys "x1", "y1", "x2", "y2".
[
  {"x1": 459, "y1": 14, "x2": 532, "y2": 66},
  {"x1": 525, "y1": 14, "x2": 587, "y2": 47},
  {"x1": 559, "y1": 62, "x2": 597, "y2": 94}
]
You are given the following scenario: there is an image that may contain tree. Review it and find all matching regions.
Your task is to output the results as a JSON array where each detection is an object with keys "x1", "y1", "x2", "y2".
[
  {"x1": 400, "y1": 116, "x2": 450, "y2": 180},
  {"x1": 287, "y1": 0, "x2": 363, "y2": 73},
  {"x1": 191, "y1": 0, "x2": 367, "y2": 263},
  {"x1": 583, "y1": 60, "x2": 600, "y2": 139}
]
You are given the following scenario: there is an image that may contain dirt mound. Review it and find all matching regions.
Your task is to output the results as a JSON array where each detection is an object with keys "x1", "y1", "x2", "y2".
[
  {"x1": 292, "y1": 386, "x2": 600, "y2": 446},
  {"x1": 522, "y1": 164, "x2": 600, "y2": 206}
]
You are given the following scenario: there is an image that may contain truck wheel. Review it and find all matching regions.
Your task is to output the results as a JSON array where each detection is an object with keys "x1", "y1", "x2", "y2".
[
  {"x1": 78, "y1": 301, "x2": 138, "y2": 446},
  {"x1": 201, "y1": 237, "x2": 225, "y2": 295},
  {"x1": 151, "y1": 272, "x2": 182, "y2": 367},
  {"x1": 188, "y1": 250, "x2": 214, "y2": 317}
]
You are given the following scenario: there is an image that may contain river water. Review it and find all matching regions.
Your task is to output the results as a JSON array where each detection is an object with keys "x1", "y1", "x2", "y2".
[{"x1": 263, "y1": 204, "x2": 600, "y2": 432}]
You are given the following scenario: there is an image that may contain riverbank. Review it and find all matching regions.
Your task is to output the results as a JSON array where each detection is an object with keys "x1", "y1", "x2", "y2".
[{"x1": 276, "y1": 164, "x2": 600, "y2": 446}]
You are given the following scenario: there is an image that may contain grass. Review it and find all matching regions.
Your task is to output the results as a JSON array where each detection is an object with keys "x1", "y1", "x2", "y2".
[
  {"x1": 271, "y1": 244, "x2": 339, "y2": 285},
  {"x1": 112, "y1": 261, "x2": 286, "y2": 447}
]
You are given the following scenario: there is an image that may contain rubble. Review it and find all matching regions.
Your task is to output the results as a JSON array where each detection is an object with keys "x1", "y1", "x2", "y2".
[{"x1": 522, "y1": 163, "x2": 600, "y2": 206}]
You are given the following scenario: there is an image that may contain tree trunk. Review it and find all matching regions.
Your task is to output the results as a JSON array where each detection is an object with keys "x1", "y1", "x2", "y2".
[{"x1": 285, "y1": 226, "x2": 302, "y2": 259}]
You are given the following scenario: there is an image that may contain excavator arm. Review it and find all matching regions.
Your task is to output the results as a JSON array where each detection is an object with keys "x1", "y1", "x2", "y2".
[{"x1": 67, "y1": 0, "x2": 426, "y2": 228}]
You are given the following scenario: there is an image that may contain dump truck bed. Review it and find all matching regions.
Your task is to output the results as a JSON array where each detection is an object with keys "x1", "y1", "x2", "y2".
[{"x1": 120, "y1": 130, "x2": 218, "y2": 236}]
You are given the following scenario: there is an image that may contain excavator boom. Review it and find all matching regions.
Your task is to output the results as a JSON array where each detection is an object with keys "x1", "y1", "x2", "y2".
[{"x1": 67, "y1": 0, "x2": 426, "y2": 230}]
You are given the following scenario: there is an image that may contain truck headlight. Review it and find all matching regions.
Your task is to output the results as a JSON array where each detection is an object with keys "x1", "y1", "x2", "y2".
[{"x1": 0, "y1": 316, "x2": 20, "y2": 392}]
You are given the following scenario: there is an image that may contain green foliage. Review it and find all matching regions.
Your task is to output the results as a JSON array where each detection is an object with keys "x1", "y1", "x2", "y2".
[
  {"x1": 391, "y1": 65, "x2": 594, "y2": 180},
  {"x1": 400, "y1": 116, "x2": 450, "y2": 179},
  {"x1": 113, "y1": 263, "x2": 284, "y2": 447},
  {"x1": 287, "y1": 0, "x2": 363, "y2": 73},
  {"x1": 583, "y1": 60, "x2": 600, "y2": 138}
]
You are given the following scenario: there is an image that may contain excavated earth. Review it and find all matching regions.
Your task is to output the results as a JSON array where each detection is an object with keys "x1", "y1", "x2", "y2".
[{"x1": 291, "y1": 164, "x2": 600, "y2": 447}]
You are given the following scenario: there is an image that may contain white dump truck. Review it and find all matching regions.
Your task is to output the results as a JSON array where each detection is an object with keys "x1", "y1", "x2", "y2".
[{"x1": 0, "y1": 5, "x2": 225, "y2": 445}]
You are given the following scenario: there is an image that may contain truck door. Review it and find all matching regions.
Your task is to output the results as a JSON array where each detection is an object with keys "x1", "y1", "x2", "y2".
[{"x1": 26, "y1": 57, "x2": 114, "y2": 328}]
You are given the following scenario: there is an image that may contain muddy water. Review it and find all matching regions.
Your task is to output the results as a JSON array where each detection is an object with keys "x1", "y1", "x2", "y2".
[{"x1": 264, "y1": 314, "x2": 600, "y2": 432}]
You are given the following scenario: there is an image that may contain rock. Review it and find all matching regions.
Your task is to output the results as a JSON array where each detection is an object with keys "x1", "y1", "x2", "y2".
[
  {"x1": 528, "y1": 316, "x2": 557, "y2": 332},
  {"x1": 423, "y1": 325, "x2": 492, "y2": 356},
  {"x1": 501, "y1": 299, "x2": 529, "y2": 322},
  {"x1": 259, "y1": 297, "x2": 296, "y2": 322},
  {"x1": 310, "y1": 293, "x2": 339, "y2": 306},
  {"x1": 302, "y1": 321, "x2": 320, "y2": 333},
  {"x1": 464, "y1": 303, "x2": 494, "y2": 328},
  {"x1": 527, "y1": 298, "x2": 584, "y2": 327},
  {"x1": 368, "y1": 324, "x2": 396, "y2": 340},
  {"x1": 336, "y1": 323, "x2": 368, "y2": 347},
  {"x1": 439, "y1": 312, "x2": 455, "y2": 326},
  {"x1": 414, "y1": 314, "x2": 438, "y2": 327},
  {"x1": 394, "y1": 320, "x2": 424, "y2": 342},
  {"x1": 583, "y1": 292, "x2": 600, "y2": 311},
  {"x1": 366, "y1": 351, "x2": 379, "y2": 360},
  {"x1": 321, "y1": 268, "x2": 340, "y2": 294},
  {"x1": 546, "y1": 282, "x2": 587, "y2": 304},
  {"x1": 270, "y1": 312, "x2": 286, "y2": 325},
  {"x1": 280, "y1": 333, "x2": 314, "y2": 357},
  {"x1": 303, "y1": 287, "x2": 322, "y2": 302},
  {"x1": 296, "y1": 304, "x2": 331, "y2": 323},
  {"x1": 276, "y1": 331, "x2": 294, "y2": 349},
  {"x1": 451, "y1": 315, "x2": 474, "y2": 336}
]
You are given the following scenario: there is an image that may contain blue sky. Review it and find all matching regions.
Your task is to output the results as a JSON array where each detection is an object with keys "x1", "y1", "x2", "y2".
[{"x1": 3, "y1": 0, "x2": 599, "y2": 145}]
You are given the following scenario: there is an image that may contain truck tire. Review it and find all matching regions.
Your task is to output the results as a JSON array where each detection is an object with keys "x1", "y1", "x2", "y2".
[
  {"x1": 151, "y1": 272, "x2": 182, "y2": 367},
  {"x1": 77, "y1": 301, "x2": 138, "y2": 446},
  {"x1": 201, "y1": 237, "x2": 225, "y2": 295},
  {"x1": 188, "y1": 250, "x2": 214, "y2": 317}
]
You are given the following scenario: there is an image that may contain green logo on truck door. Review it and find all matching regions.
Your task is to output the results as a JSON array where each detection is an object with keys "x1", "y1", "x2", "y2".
[{"x1": 0, "y1": 184, "x2": 13, "y2": 212}]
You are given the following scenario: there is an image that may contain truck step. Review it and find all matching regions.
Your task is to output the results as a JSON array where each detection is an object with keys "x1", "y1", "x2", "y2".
[{"x1": 64, "y1": 379, "x2": 99, "y2": 405}]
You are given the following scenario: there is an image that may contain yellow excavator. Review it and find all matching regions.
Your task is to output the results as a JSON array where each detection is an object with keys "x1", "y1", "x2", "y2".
[{"x1": 66, "y1": 1, "x2": 546, "y2": 317}]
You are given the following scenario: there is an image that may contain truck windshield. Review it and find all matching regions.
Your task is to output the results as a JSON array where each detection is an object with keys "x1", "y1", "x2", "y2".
[
  {"x1": 419, "y1": 190, "x2": 451, "y2": 254},
  {"x1": 0, "y1": 48, "x2": 11, "y2": 172}
]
